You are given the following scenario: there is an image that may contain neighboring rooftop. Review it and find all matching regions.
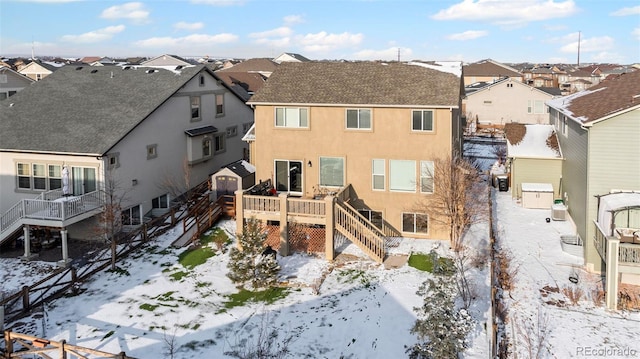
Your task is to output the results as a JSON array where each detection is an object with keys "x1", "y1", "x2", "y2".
[
  {"x1": 0, "y1": 65, "x2": 207, "y2": 155},
  {"x1": 547, "y1": 69, "x2": 640, "y2": 124},
  {"x1": 463, "y1": 59, "x2": 522, "y2": 78},
  {"x1": 505, "y1": 123, "x2": 561, "y2": 158}
]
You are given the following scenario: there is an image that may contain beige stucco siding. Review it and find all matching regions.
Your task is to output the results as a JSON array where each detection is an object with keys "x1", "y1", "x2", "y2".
[
  {"x1": 465, "y1": 80, "x2": 553, "y2": 125},
  {"x1": 253, "y1": 105, "x2": 454, "y2": 239}
]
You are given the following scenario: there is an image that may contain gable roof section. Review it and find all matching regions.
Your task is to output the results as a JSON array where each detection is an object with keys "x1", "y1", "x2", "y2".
[
  {"x1": 547, "y1": 70, "x2": 640, "y2": 125},
  {"x1": 0, "y1": 66, "x2": 35, "y2": 86},
  {"x1": 249, "y1": 61, "x2": 461, "y2": 107},
  {"x1": 216, "y1": 58, "x2": 278, "y2": 74},
  {"x1": 463, "y1": 59, "x2": 522, "y2": 78},
  {"x1": 0, "y1": 65, "x2": 207, "y2": 155},
  {"x1": 465, "y1": 77, "x2": 554, "y2": 99}
]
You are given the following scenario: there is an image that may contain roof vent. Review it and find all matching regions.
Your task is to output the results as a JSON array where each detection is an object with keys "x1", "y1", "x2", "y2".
[
  {"x1": 176, "y1": 65, "x2": 183, "y2": 70},
  {"x1": 123, "y1": 66, "x2": 131, "y2": 70},
  {"x1": 146, "y1": 69, "x2": 157, "y2": 74},
  {"x1": 91, "y1": 69, "x2": 98, "y2": 74},
  {"x1": 75, "y1": 66, "x2": 83, "y2": 70}
]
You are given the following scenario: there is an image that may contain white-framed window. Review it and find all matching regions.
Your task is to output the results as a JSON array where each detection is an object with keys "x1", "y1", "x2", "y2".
[
  {"x1": 402, "y1": 212, "x2": 428, "y2": 234},
  {"x1": 199, "y1": 75, "x2": 205, "y2": 87},
  {"x1": 372, "y1": 159, "x2": 385, "y2": 190},
  {"x1": 147, "y1": 144, "x2": 157, "y2": 160},
  {"x1": 17, "y1": 162, "x2": 64, "y2": 191},
  {"x1": 152, "y1": 194, "x2": 169, "y2": 209},
  {"x1": 528, "y1": 100, "x2": 545, "y2": 114},
  {"x1": 389, "y1": 160, "x2": 416, "y2": 192},
  {"x1": 216, "y1": 93, "x2": 224, "y2": 116},
  {"x1": 346, "y1": 108, "x2": 371, "y2": 129},
  {"x1": 48, "y1": 164, "x2": 62, "y2": 190},
  {"x1": 214, "y1": 133, "x2": 225, "y2": 154},
  {"x1": 191, "y1": 96, "x2": 201, "y2": 121},
  {"x1": 122, "y1": 205, "x2": 141, "y2": 226},
  {"x1": 358, "y1": 209, "x2": 383, "y2": 229},
  {"x1": 32, "y1": 164, "x2": 47, "y2": 190},
  {"x1": 420, "y1": 161, "x2": 434, "y2": 193},
  {"x1": 226, "y1": 125, "x2": 238, "y2": 138},
  {"x1": 319, "y1": 157, "x2": 344, "y2": 187},
  {"x1": 17, "y1": 163, "x2": 31, "y2": 189},
  {"x1": 412, "y1": 110, "x2": 434, "y2": 132},
  {"x1": 202, "y1": 137, "x2": 212, "y2": 157},
  {"x1": 275, "y1": 107, "x2": 308, "y2": 128}
]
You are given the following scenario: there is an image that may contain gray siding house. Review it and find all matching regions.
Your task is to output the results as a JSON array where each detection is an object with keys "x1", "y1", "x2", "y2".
[
  {"x1": 547, "y1": 70, "x2": 640, "y2": 308},
  {"x1": 0, "y1": 66, "x2": 34, "y2": 100},
  {"x1": 0, "y1": 64, "x2": 253, "y2": 260}
]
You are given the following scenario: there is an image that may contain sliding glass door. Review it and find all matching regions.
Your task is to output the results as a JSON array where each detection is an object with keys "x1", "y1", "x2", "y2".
[{"x1": 274, "y1": 160, "x2": 303, "y2": 196}]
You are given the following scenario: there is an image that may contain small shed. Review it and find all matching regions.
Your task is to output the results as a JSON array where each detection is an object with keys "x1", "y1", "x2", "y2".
[
  {"x1": 211, "y1": 160, "x2": 256, "y2": 199},
  {"x1": 521, "y1": 183, "x2": 554, "y2": 209},
  {"x1": 505, "y1": 123, "x2": 563, "y2": 199}
]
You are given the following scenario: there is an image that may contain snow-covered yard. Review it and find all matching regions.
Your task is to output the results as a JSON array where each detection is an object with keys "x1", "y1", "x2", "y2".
[{"x1": 2, "y1": 188, "x2": 639, "y2": 358}]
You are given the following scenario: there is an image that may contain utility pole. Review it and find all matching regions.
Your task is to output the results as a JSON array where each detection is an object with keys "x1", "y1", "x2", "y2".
[
  {"x1": 397, "y1": 48, "x2": 400, "y2": 62},
  {"x1": 577, "y1": 31, "x2": 581, "y2": 66}
]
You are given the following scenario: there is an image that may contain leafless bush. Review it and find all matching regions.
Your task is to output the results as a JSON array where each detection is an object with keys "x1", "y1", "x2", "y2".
[
  {"x1": 471, "y1": 248, "x2": 490, "y2": 269},
  {"x1": 590, "y1": 288, "x2": 605, "y2": 307},
  {"x1": 496, "y1": 249, "x2": 519, "y2": 292},
  {"x1": 561, "y1": 285, "x2": 584, "y2": 305},
  {"x1": 514, "y1": 307, "x2": 552, "y2": 359},
  {"x1": 225, "y1": 313, "x2": 297, "y2": 359},
  {"x1": 163, "y1": 328, "x2": 178, "y2": 359}
]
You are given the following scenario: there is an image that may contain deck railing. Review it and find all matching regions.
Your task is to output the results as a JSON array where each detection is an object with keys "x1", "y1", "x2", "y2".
[
  {"x1": 593, "y1": 221, "x2": 640, "y2": 265},
  {"x1": 594, "y1": 221, "x2": 607, "y2": 260},
  {"x1": 334, "y1": 203, "x2": 385, "y2": 263},
  {"x1": 243, "y1": 195, "x2": 281, "y2": 213},
  {"x1": 287, "y1": 197, "x2": 326, "y2": 217}
]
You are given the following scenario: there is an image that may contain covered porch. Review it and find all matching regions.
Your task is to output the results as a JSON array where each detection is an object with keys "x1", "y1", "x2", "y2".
[{"x1": 593, "y1": 192, "x2": 640, "y2": 309}]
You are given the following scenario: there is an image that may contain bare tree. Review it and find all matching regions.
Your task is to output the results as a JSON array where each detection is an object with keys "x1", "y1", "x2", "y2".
[
  {"x1": 415, "y1": 154, "x2": 486, "y2": 251},
  {"x1": 453, "y1": 247, "x2": 476, "y2": 309},
  {"x1": 157, "y1": 157, "x2": 195, "y2": 206},
  {"x1": 163, "y1": 328, "x2": 178, "y2": 359},
  {"x1": 514, "y1": 307, "x2": 552, "y2": 359},
  {"x1": 93, "y1": 169, "x2": 128, "y2": 271}
]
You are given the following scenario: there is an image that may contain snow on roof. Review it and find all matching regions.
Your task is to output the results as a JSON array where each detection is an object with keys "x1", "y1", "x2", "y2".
[
  {"x1": 408, "y1": 61, "x2": 462, "y2": 77},
  {"x1": 507, "y1": 124, "x2": 561, "y2": 158},
  {"x1": 546, "y1": 87, "x2": 606, "y2": 123}
]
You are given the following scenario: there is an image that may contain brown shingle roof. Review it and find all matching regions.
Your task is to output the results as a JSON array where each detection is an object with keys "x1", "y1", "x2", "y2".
[
  {"x1": 560, "y1": 69, "x2": 640, "y2": 124},
  {"x1": 249, "y1": 61, "x2": 461, "y2": 107},
  {"x1": 216, "y1": 58, "x2": 278, "y2": 73},
  {"x1": 463, "y1": 59, "x2": 522, "y2": 78}
]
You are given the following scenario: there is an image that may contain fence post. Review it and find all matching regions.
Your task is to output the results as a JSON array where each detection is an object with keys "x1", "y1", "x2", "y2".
[
  {"x1": 5, "y1": 329, "x2": 13, "y2": 355},
  {"x1": 171, "y1": 208, "x2": 176, "y2": 226},
  {"x1": 21, "y1": 286, "x2": 30, "y2": 313},
  {"x1": 60, "y1": 339, "x2": 67, "y2": 359},
  {"x1": 0, "y1": 304, "x2": 4, "y2": 332},
  {"x1": 143, "y1": 223, "x2": 148, "y2": 242}
]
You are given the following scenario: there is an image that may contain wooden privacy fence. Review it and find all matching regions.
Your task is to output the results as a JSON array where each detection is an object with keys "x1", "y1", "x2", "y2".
[
  {"x1": 0, "y1": 181, "x2": 216, "y2": 327},
  {"x1": 3, "y1": 330, "x2": 135, "y2": 358}
]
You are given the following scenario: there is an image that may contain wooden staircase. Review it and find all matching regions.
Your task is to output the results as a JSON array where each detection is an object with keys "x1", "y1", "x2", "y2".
[{"x1": 334, "y1": 199, "x2": 386, "y2": 263}]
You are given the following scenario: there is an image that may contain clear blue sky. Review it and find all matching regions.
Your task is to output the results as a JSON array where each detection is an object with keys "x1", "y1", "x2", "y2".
[{"x1": 1, "y1": 0, "x2": 639, "y2": 64}]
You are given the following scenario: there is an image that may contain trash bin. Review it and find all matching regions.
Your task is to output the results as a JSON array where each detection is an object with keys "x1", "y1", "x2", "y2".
[{"x1": 497, "y1": 175, "x2": 509, "y2": 192}]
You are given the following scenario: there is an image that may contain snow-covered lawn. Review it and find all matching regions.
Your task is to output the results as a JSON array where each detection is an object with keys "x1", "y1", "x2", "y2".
[{"x1": 2, "y1": 220, "x2": 491, "y2": 358}]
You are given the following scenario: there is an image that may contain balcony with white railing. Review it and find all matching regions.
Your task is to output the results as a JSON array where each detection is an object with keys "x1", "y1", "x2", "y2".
[
  {"x1": 593, "y1": 221, "x2": 640, "y2": 267},
  {"x1": 0, "y1": 191, "x2": 104, "y2": 244}
]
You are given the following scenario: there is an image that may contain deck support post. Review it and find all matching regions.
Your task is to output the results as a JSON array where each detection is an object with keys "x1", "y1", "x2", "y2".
[
  {"x1": 58, "y1": 229, "x2": 70, "y2": 268},
  {"x1": 605, "y1": 238, "x2": 619, "y2": 310},
  {"x1": 235, "y1": 190, "x2": 244, "y2": 247},
  {"x1": 278, "y1": 193, "x2": 289, "y2": 257},
  {"x1": 22, "y1": 225, "x2": 33, "y2": 260},
  {"x1": 325, "y1": 196, "x2": 335, "y2": 261}
]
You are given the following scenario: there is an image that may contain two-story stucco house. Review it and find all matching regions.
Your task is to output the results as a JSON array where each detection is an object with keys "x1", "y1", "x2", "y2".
[
  {"x1": 238, "y1": 61, "x2": 464, "y2": 262},
  {"x1": 0, "y1": 64, "x2": 253, "y2": 262},
  {"x1": 546, "y1": 70, "x2": 640, "y2": 309}
]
